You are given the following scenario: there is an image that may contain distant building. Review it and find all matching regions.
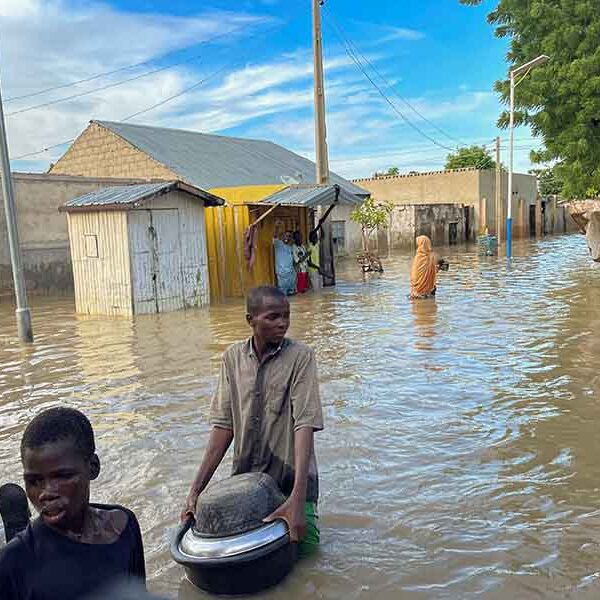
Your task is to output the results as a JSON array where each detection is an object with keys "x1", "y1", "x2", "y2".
[
  {"x1": 351, "y1": 167, "x2": 577, "y2": 249},
  {"x1": 61, "y1": 181, "x2": 223, "y2": 316}
]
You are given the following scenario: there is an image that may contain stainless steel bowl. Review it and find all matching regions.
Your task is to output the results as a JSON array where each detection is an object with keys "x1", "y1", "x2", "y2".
[
  {"x1": 171, "y1": 518, "x2": 297, "y2": 594},
  {"x1": 179, "y1": 520, "x2": 289, "y2": 561}
]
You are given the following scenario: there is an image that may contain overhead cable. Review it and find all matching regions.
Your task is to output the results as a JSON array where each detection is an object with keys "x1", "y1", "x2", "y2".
[
  {"x1": 10, "y1": 19, "x2": 288, "y2": 161},
  {"x1": 5, "y1": 19, "x2": 271, "y2": 105},
  {"x1": 323, "y1": 7, "x2": 466, "y2": 147},
  {"x1": 321, "y1": 12, "x2": 455, "y2": 152}
]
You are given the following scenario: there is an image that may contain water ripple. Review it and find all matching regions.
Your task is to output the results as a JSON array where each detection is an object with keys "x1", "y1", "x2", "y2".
[{"x1": 1, "y1": 235, "x2": 600, "y2": 598}]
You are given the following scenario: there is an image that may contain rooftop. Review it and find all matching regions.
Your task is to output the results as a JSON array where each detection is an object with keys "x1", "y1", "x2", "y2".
[
  {"x1": 94, "y1": 120, "x2": 368, "y2": 198},
  {"x1": 61, "y1": 180, "x2": 224, "y2": 212}
]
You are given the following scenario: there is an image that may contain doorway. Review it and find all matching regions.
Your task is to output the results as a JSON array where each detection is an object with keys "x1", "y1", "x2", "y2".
[
  {"x1": 529, "y1": 205, "x2": 537, "y2": 237},
  {"x1": 130, "y1": 209, "x2": 183, "y2": 314},
  {"x1": 331, "y1": 220, "x2": 346, "y2": 257},
  {"x1": 541, "y1": 201, "x2": 547, "y2": 235},
  {"x1": 449, "y1": 222, "x2": 459, "y2": 245}
]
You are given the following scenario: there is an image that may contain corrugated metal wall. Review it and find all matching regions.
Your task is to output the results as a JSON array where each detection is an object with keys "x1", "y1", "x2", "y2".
[
  {"x1": 205, "y1": 185, "x2": 309, "y2": 300},
  {"x1": 67, "y1": 211, "x2": 133, "y2": 316},
  {"x1": 206, "y1": 185, "x2": 281, "y2": 300}
]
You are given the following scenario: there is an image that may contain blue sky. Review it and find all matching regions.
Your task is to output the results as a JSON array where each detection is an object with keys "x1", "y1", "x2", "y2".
[{"x1": 1, "y1": 0, "x2": 540, "y2": 179}]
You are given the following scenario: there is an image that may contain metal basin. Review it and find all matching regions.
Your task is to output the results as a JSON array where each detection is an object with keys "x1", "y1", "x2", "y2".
[{"x1": 171, "y1": 518, "x2": 297, "y2": 595}]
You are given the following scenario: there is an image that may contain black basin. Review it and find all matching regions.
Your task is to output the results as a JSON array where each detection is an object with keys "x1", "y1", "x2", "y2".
[{"x1": 171, "y1": 473, "x2": 297, "y2": 595}]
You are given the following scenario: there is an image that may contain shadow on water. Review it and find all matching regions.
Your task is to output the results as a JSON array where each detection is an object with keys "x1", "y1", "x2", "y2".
[{"x1": 1, "y1": 234, "x2": 600, "y2": 599}]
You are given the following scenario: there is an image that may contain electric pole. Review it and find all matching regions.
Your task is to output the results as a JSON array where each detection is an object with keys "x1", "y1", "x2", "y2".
[
  {"x1": 0, "y1": 69, "x2": 33, "y2": 342},
  {"x1": 312, "y1": 0, "x2": 335, "y2": 286},
  {"x1": 313, "y1": 0, "x2": 329, "y2": 185},
  {"x1": 495, "y1": 136, "x2": 502, "y2": 245}
]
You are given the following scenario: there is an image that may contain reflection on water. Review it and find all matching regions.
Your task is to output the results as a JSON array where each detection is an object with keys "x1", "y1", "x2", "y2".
[
  {"x1": 411, "y1": 299, "x2": 438, "y2": 351},
  {"x1": 1, "y1": 235, "x2": 600, "y2": 599}
]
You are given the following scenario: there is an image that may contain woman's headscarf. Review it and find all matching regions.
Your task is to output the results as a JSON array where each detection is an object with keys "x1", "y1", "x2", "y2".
[{"x1": 410, "y1": 235, "x2": 437, "y2": 297}]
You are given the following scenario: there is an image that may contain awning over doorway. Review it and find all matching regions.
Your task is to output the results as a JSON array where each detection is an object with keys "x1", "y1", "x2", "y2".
[{"x1": 255, "y1": 184, "x2": 366, "y2": 208}]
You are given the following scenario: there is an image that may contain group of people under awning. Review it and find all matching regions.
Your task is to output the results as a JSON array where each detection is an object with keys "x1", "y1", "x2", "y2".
[{"x1": 273, "y1": 226, "x2": 322, "y2": 296}]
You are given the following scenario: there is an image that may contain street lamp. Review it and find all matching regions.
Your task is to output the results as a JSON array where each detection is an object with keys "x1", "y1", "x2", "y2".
[{"x1": 506, "y1": 54, "x2": 550, "y2": 258}]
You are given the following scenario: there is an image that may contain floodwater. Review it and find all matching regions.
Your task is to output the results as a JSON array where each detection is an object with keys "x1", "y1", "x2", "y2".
[{"x1": 1, "y1": 234, "x2": 600, "y2": 599}]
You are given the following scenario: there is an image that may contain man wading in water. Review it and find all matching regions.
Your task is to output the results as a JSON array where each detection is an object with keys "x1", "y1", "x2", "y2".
[{"x1": 181, "y1": 286, "x2": 323, "y2": 555}]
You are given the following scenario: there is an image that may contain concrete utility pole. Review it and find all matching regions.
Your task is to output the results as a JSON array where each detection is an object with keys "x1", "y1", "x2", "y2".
[
  {"x1": 0, "y1": 72, "x2": 33, "y2": 342},
  {"x1": 313, "y1": 0, "x2": 329, "y2": 185},
  {"x1": 495, "y1": 136, "x2": 502, "y2": 245},
  {"x1": 312, "y1": 0, "x2": 335, "y2": 286}
]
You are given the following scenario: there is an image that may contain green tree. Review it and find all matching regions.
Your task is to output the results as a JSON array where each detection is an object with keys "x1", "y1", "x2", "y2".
[
  {"x1": 373, "y1": 166, "x2": 400, "y2": 178},
  {"x1": 350, "y1": 197, "x2": 393, "y2": 251},
  {"x1": 460, "y1": 0, "x2": 600, "y2": 199},
  {"x1": 445, "y1": 145, "x2": 495, "y2": 170},
  {"x1": 529, "y1": 167, "x2": 563, "y2": 197}
]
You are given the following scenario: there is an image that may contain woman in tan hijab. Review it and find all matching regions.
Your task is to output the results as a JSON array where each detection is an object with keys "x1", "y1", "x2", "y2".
[{"x1": 410, "y1": 235, "x2": 439, "y2": 299}]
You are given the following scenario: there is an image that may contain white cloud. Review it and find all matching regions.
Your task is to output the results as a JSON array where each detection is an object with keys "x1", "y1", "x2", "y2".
[
  {"x1": 352, "y1": 21, "x2": 426, "y2": 45},
  {"x1": 257, "y1": 88, "x2": 493, "y2": 153},
  {"x1": 377, "y1": 26, "x2": 425, "y2": 42},
  {"x1": 399, "y1": 91, "x2": 495, "y2": 120},
  {"x1": 0, "y1": 0, "x2": 39, "y2": 17},
  {"x1": 204, "y1": 54, "x2": 351, "y2": 103},
  {"x1": 3, "y1": 0, "x2": 535, "y2": 180},
  {"x1": 2, "y1": 1, "x2": 265, "y2": 96},
  {"x1": 1, "y1": 0, "x2": 270, "y2": 164}
]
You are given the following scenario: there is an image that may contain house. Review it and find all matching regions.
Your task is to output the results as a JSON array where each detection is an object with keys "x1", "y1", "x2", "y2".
[
  {"x1": 0, "y1": 173, "x2": 145, "y2": 298},
  {"x1": 50, "y1": 120, "x2": 369, "y2": 298},
  {"x1": 60, "y1": 181, "x2": 224, "y2": 316},
  {"x1": 351, "y1": 167, "x2": 577, "y2": 249}
]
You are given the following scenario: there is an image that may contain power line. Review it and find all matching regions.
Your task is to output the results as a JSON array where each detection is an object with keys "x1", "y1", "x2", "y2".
[
  {"x1": 323, "y1": 6, "x2": 465, "y2": 147},
  {"x1": 6, "y1": 19, "x2": 281, "y2": 118},
  {"x1": 7, "y1": 56, "x2": 208, "y2": 117},
  {"x1": 12, "y1": 139, "x2": 77, "y2": 161},
  {"x1": 321, "y1": 11, "x2": 455, "y2": 152},
  {"x1": 10, "y1": 19, "x2": 290, "y2": 161},
  {"x1": 5, "y1": 19, "x2": 270, "y2": 105},
  {"x1": 121, "y1": 64, "x2": 232, "y2": 122}
]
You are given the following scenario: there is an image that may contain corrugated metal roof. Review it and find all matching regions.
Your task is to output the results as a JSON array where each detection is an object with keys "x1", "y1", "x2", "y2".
[
  {"x1": 62, "y1": 181, "x2": 223, "y2": 211},
  {"x1": 258, "y1": 184, "x2": 364, "y2": 208},
  {"x1": 95, "y1": 120, "x2": 369, "y2": 198}
]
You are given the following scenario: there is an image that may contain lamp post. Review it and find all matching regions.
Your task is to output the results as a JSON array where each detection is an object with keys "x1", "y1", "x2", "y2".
[{"x1": 506, "y1": 54, "x2": 549, "y2": 258}]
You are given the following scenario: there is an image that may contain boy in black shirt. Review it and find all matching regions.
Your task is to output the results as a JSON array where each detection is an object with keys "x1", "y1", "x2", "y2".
[{"x1": 0, "y1": 407, "x2": 146, "y2": 600}]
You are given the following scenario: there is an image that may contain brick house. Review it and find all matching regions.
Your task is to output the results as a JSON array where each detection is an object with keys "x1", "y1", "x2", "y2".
[{"x1": 50, "y1": 120, "x2": 368, "y2": 299}]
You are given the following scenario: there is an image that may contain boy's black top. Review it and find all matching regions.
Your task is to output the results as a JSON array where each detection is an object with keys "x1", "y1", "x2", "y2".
[{"x1": 0, "y1": 503, "x2": 145, "y2": 600}]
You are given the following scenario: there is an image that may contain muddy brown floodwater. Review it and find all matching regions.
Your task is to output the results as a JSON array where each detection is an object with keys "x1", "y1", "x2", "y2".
[{"x1": 1, "y1": 235, "x2": 600, "y2": 599}]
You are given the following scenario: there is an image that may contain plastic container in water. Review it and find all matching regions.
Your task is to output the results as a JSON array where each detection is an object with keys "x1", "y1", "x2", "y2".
[
  {"x1": 478, "y1": 234, "x2": 498, "y2": 256},
  {"x1": 171, "y1": 473, "x2": 297, "y2": 595}
]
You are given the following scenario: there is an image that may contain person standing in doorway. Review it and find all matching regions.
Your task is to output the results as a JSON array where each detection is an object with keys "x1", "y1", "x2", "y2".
[
  {"x1": 273, "y1": 228, "x2": 296, "y2": 296},
  {"x1": 292, "y1": 231, "x2": 310, "y2": 294},
  {"x1": 181, "y1": 286, "x2": 324, "y2": 556},
  {"x1": 307, "y1": 230, "x2": 322, "y2": 291}
]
